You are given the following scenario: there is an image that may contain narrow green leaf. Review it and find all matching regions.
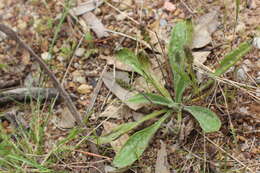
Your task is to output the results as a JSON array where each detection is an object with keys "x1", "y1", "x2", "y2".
[
  {"x1": 7, "y1": 155, "x2": 51, "y2": 172},
  {"x1": 0, "y1": 142, "x2": 12, "y2": 156},
  {"x1": 97, "y1": 122, "x2": 137, "y2": 144},
  {"x1": 214, "y1": 41, "x2": 252, "y2": 76},
  {"x1": 113, "y1": 110, "x2": 172, "y2": 168},
  {"x1": 127, "y1": 93, "x2": 180, "y2": 109},
  {"x1": 96, "y1": 110, "x2": 167, "y2": 144},
  {"x1": 117, "y1": 48, "x2": 144, "y2": 76},
  {"x1": 168, "y1": 20, "x2": 193, "y2": 102},
  {"x1": 57, "y1": 128, "x2": 80, "y2": 146},
  {"x1": 198, "y1": 41, "x2": 252, "y2": 92},
  {"x1": 184, "y1": 106, "x2": 221, "y2": 133}
]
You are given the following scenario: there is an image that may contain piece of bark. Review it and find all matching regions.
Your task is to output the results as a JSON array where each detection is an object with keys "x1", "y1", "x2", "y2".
[{"x1": 0, "y1": 87, "x2": 61, "y2": 104}]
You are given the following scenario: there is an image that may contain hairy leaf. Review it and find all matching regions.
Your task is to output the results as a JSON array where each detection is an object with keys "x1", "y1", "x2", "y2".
[
  {"x1": 168, "y1": 20, "x2": 193, "y2": 102},
  {"x1": 113, "y1": 110, "x2": 172, "y2": 168},
  {"x1": 96, "y1": 110, "x2": 167, "y2": 144},
  {"x1": 117, "y1": 49, "x2": 171, "y2": 98},
  {"x1": 184, "y1": 106, "x2": 221, "y2": 133},
  {"x1": 198, "y1": 41, "x2": 252, "y2": 93},
  {"x1": 214, "y1": 41, "x2": 252, "y2": 76},
  {"x1": 128, "y1": 93, "x2": 179, "y2": 109},
  {"x1": 117, "y1": 48, "x2": 144, "y2": 76}
]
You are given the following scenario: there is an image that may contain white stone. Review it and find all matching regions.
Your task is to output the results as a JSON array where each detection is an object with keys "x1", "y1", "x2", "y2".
[
  {"x1": 75, "y1": 48, "x2": 85, "y2": 57},
  {"x1": 252, "y1": 37, "x2": 260, "y2": 49},
  {"x1": 255, "y1": 76, "x2": 260, "y2": 84},
  {"x1": 41, "y1": 52, "x2": 52, "y2": 61},
  {"x1": 236, "y1": 68, "x2": 247, "y2": 81}
]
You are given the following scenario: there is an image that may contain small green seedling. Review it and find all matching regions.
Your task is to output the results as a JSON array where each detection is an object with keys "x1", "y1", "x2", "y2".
[{"x1": 95, "y1": 20, "x2": 252, "y2": 168}]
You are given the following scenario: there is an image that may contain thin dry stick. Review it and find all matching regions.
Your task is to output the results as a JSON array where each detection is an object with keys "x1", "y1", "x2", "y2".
[
  {"x1": 86, "y1": 65, "x2": 107, "y2": 114},
  {"x1": 74, "y1": 150, "x2": 112, "y2": 160},
  {"x1": 0, "y1": 24, "x2": 82, "y2": 124},
  {"x1": 197, "y1": 131, "x2": 255, "y2": 173}
]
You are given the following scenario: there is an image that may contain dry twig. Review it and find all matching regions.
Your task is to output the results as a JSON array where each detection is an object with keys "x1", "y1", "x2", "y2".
[{"x1": 0, "y1": 24, "x2": 82, "y2": 124}]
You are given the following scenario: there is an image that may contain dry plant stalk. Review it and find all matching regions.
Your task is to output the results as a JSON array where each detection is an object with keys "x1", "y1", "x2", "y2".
[{"x1": 0, "y1": 24, "x2": 82, "y2": 124}]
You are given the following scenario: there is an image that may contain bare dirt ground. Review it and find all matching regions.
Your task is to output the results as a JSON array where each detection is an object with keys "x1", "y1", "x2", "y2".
[{"x1": 0, "y1": 0, "x2": 259, "y2": 172}]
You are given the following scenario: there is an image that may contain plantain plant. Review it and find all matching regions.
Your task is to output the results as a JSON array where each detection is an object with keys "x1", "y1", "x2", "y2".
[{"x1": 95, "y1": 20, "x2": 252, "y2": 168}]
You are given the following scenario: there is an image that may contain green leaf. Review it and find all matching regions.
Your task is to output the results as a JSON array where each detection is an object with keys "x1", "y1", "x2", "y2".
[
  {"x1": 113, "y1": 110, "x2": 172, "y2": 168},
  {"x1": 127, "y1": 93, "x2": 180, "y2": 109},
  {"x1": 0, "y1": 142, "x2": 12, "y2": 156},
  {"x1": 117, "y1": 49, "x2": 171, "y2": 98},
  {"x1": 117, "y1": 48, "x2": 145, "y2": 76},
  {"x1": 97, "y1": 122, "x2": 137, "y2": 144},
  {"x1": 184, "y1": 106, "x2": 221, "y2": 133},
  {"x1": 0, "y1": 63, "x2": 7, "y2": 69},
  {"x1": 214, "y1": 41, "x2": 252, "y2": 76},
  {"x1": 96, "y1": 110, "x2": 167, "y2": 144},
  {"x1": 199, "y1": 41, "x2": 252, "y2": 92},
  {"x1": 168, "y1": 20, "x2": 193, "y2": 102},
  {"x1": 7, "y1": 155, "x2": 51, "y2": 172}
]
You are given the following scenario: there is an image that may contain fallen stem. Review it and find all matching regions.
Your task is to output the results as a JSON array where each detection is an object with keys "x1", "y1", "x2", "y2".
[{"x1": 0, "y1": 24, "x2": 82, "y2": 125}]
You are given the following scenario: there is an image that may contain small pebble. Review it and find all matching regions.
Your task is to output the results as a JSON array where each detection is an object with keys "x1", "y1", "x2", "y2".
[
  {"x1": 255, "y1": 76, "x2": 260, "y2": 84},
  {"x1": 252, "y1": 37, "x2": 260, "y2": 49},
  {"x1": 41, "y1": 52, "x2": 52, "y2": 61},
  {"x1": 236, "y1": 68, "x2": 247, "y2": 81},
  {"x1": 77, "y1": 84, "x2": 93, "y2": 94},
  {"x1": 160, "y1": 19, "x2": 168, "y2": 27},
  {"x1": 247, "y1": 0, "x2": 257, "y2": 9},
  {"x1": 75, "y1": 48, "x2": 85, "y2": 57}
]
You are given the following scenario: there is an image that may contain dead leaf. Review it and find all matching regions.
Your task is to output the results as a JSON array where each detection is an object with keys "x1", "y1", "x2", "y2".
[
  {"x1": 99, "y1": 55, "x2": 133, "y2": 71},
  {"x1": 99, "y1": 104, "x2": 122, "y2": 119},
  {"x1": 57, "y1": 107, "x2": 76, "y2": 129},
  {"x1": 70, "y1": 0, "x2": 103, "y2": 16},
  {"x1": 102, "y1": 121, "x2": 129, "y2": 153},
  {"x1": 102, "y1": 72, "x2": 145, "y2": 110},
  {"x1": 82, "y1": 12, "x2": 109, "y2": 38},
  {"x1": 155, "y1": 140, "x2": 170, "y2": 173},
  {"x1": 192, "y1": 51, "x2": 211, "y2": 66},
  {"x1": 192, "y1": 10, "x2": 220, "y2": 48},
  {"x1": 179, "y1": 117, "x2": 194, "y2": 142},
  {"x1": 21, "y1": 49, "x2": 31, "y2": 65}
]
